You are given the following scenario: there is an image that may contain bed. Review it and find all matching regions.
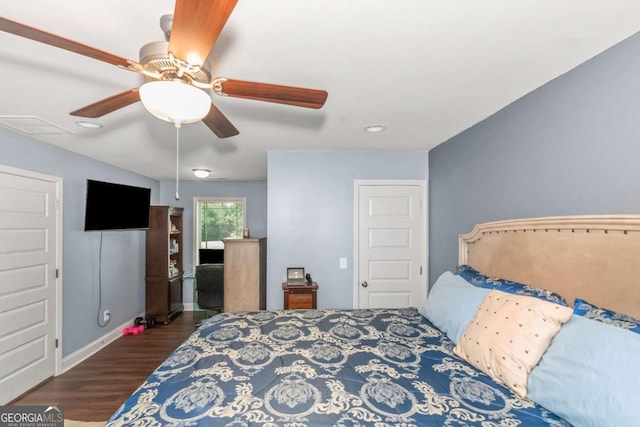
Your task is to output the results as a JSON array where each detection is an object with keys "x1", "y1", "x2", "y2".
[{"x1": 106, "y1": 215, "x2": 640, "y2": 427}]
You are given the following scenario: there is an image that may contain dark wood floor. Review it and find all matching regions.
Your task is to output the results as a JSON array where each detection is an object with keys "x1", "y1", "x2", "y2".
[{"x1": 11, "y1": 311, "x2": 196, "y2": 421}]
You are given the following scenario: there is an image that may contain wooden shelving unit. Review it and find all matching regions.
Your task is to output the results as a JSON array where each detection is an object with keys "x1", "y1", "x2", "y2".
[{"x1": 145, "y1": 206, "x2": 184, "y2": 323}]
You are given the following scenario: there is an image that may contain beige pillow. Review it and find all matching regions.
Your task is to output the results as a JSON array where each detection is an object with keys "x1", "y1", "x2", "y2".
[{"x1": 453, "y1": 290, "x2": 572, "y2": 397}]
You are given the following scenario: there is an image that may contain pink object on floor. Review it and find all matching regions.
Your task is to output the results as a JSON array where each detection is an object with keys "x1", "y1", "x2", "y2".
[{"x1": 122, "y1": 325, "x2": 145, "y2": 336}]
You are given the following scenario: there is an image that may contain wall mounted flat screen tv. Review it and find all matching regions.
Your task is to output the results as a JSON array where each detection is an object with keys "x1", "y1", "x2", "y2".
[{"x1": 84, "y1": 179, "x2": 151, "y2": 231}]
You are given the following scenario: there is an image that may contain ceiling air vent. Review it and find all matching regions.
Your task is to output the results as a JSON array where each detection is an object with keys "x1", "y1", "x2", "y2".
[{"x1": 0, "y1": 115, "x2": 72, "y2": 135}]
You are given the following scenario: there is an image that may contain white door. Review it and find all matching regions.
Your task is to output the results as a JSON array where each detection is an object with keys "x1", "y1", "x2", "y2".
[
  {"x1": 0, "y1": 166, "x2": 60, "y2": 404},
  {"x1": 356, "y1": 181, "x2": 426, "y2": 308}
]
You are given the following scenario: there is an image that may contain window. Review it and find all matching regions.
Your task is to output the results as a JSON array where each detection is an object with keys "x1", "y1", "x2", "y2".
[{"x1": 195, "y1": 198, "x2": 246, "y2": 259}]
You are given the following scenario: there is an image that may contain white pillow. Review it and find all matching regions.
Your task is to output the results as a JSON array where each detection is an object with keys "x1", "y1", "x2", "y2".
[
  {"x1": 453, "y1": 290, "x2": 572, "y2": 397},
  {"x1": 420, "y1": 271, "x2": 490, "y2": 343}
]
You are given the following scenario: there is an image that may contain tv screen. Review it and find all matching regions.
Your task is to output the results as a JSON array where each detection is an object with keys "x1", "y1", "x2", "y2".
[
  {"x1": 199, "y1": 249, "x2": 224, "y2": 264},
  {"x1": 84, "y1": 180, "x2": 151, "y2": 231}
]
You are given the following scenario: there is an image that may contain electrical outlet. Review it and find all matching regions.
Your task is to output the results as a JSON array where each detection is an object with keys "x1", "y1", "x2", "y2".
[{"x1": 103, "y1": 310, "x2": 110, "y2": 322}]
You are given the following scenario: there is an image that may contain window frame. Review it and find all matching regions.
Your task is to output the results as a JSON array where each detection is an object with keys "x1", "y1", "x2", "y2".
[{"x1": 193, "y1": 196, "x2": 247, "y2": 266}]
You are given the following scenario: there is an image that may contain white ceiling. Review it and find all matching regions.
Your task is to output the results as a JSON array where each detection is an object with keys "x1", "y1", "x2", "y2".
[{"x1": 1, "y1": 1, "x2": 639, "y2": 181}]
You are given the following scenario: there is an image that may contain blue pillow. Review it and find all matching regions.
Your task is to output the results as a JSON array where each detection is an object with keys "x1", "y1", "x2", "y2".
[
  {"x1": 456, "y1": 265, "x2": 568, "y2": 306},
  {"x1": 528, "y1": 315, "x2": 640, "y2": 427},
  {"x1": 573, "y1": 298, "x2": 640, "y2": 335},
  {"x1": 420, "y1": 271, "x2": 490, "y2": 344}
]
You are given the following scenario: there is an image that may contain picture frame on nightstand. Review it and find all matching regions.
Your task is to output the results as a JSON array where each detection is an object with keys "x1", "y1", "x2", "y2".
[{"x1": 286, "y1": 267, "x2": 305, "y2": 285}]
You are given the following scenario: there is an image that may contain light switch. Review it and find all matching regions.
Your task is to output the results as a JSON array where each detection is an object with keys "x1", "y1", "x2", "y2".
[{"x1": 339, "y1": 257, "x2": 348, "y2": 269}]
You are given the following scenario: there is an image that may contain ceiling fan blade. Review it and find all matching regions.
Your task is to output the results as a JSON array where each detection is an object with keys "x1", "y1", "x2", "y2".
[
  {"x1": 169, "y1": 0, "x2": 238, "y2": 67},
  {"x1": 203, "y1": 103, "x2": 239, "y2": 138},
  {"x1": 0, "y1": 16, "x2": 137, "y2": 68},
  {"x1": 70, "y1": 88, "x2": 140, "y2": 118},
  {"x1": 219, "y1": 79, "x2": 328, "y2": 109}
]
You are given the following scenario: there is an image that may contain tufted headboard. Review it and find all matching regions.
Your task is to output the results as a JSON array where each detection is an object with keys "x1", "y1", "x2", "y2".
[{"x1": 459, "y1": 215, "x2": 640, "y2": 319}]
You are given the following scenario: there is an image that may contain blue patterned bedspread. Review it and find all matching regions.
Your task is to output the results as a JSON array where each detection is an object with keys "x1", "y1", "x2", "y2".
[{"x1": 106, "y1": 308, "x2": 569, "y2": 426}]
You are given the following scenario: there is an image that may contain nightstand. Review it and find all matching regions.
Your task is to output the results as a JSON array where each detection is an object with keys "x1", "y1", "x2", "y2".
[{"x1": 282, "y1": 282, "x2": 318, "y2": 309}]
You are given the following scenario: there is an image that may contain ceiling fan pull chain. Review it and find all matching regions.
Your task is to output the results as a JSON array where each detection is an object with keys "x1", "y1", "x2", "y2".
[{"x1": 175, "y1": 125, "x2": 180, "y2": 200}]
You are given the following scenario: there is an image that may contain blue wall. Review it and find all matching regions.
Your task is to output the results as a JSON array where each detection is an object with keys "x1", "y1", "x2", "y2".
[
  {"x1": 158, "y1": 180, "x2": 267, "y2": 304},
  {"x1": 429, "y1": 32, "x2": 640, "y2": 284},
  {"x1": 267, "y1": 150, "x2": 429, "y2": 310},
  {"x1": 0, "y1": 128, "x2": 159, "y2": 357}
]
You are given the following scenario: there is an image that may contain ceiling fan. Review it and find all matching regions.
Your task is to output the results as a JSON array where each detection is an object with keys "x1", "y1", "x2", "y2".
[{"x1": 0, "y1": 0, "x2": 328, "y2": 138}]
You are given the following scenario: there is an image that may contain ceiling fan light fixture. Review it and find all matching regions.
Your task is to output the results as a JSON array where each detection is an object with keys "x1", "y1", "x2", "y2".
[
  {"x1": 192, "y1": 168, "x2": 211, "y2": 178},
  {"x1": 139, "y1": 80, "x2": 211, "y2": 125}
]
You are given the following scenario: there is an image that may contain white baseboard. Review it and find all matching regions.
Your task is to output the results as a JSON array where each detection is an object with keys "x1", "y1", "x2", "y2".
[
  {"x1": 60, "y1": 312, "x2": 144, "y2": 374},
  {"x1": 183, "y1": 303, "x2": 194, "y2": 311}
]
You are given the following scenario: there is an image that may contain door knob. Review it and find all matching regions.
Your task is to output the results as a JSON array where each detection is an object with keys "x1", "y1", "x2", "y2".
[{"x1": 361, "y1": 281, "x2": 368, "y2": 288}]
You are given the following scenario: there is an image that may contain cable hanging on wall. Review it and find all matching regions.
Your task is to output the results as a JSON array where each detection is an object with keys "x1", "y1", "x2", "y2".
[
  {"x1": 175, "y1": 125, "x2": 180, "y2": 200},
  {"x1": 96, "y1": 231, "x2": 111, "y2": 328}
]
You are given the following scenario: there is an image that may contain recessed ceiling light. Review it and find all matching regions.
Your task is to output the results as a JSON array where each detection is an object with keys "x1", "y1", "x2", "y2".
[
  {"x1": 75, "y1": 121, "x2": 103, "y2": 129},
  {"x1": 192, "y1": 169, "x2": 211, "y2": 178},
  {"x1": 364, "y1": 124, "x2": 386, "y2": 133}
]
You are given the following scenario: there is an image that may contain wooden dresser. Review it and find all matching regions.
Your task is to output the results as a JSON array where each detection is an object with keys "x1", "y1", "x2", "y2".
[
  {"x1": 283, "y1": 282, "x2": 318, "y2": 309},
  {"x1": 223, "y1": 237, "x2": 266, "y2": 312}
]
